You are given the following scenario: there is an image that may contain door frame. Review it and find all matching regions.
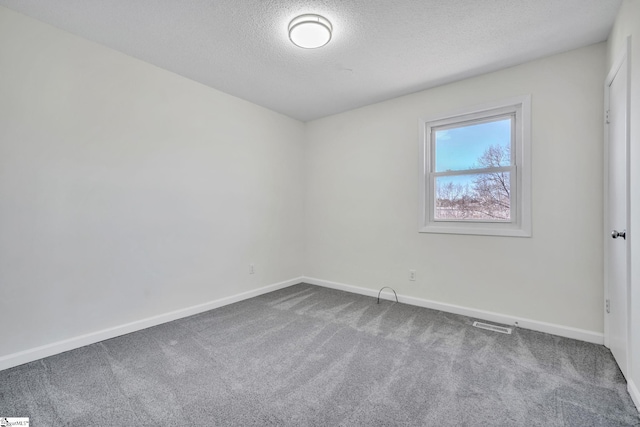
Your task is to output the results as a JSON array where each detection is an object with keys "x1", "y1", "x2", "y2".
[{"x1": 603, "y1": 36, "x2": 631, "y2": 368}]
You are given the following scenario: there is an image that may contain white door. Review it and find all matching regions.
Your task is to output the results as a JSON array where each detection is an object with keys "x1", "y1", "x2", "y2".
[{"x1": 606, "y1": 50, "x2": 629, "y2": 379}]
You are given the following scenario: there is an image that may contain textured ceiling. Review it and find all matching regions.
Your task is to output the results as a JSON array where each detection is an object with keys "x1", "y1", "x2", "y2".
[{"x1": 0, "y1": 0, "x2": 622, "y2": 121}]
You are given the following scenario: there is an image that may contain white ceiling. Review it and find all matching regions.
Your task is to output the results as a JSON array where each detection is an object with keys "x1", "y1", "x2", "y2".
[{"x1": 0, "y1": 0, "x2": 622, "y2": 121}]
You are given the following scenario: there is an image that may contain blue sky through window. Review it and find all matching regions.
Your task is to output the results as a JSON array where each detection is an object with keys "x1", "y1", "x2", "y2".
[{"x1": 434, "y1": 118, "x2": 511, "y2": 173}]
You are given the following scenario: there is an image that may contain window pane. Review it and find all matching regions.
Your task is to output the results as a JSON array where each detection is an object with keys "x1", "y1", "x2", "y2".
[
  {"x1": 435, "y1": 172, "x2": 511, "y2": 221},
  {"x1": 434, "y1": 117, "x2": 512, "y2": 172}
]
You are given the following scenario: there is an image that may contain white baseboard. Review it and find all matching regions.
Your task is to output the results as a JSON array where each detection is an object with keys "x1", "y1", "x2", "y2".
[
  {"x1": 0, "y1": 276, "x2": 607, "y2": 372},
  {"x1": 0, "y1": 277, "x2": 302, "y2": 372},
  {"x1": 302, "y1": 277, "x2": 604, "y2": 345},
  {"x1": 629, "y1": 379, "x2": 640, "y2": 412}
]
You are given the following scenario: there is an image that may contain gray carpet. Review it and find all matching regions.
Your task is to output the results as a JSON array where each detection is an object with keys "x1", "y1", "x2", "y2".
[{"x1": 1, "y1": 283, "x2": 639, "y2": 426}]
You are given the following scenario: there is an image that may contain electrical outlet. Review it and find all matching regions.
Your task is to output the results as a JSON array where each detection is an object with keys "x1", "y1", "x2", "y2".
[
  {"x1": 409, "y1": 269, "x2": 416, "y2": 281},
  {"x1": 249, "y1": 263, "x2": 255, "y2": 274}
]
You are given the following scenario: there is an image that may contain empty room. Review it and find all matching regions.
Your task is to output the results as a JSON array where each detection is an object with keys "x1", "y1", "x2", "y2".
[{"x1": 1, "y1": 0, "x2": 639, "y2": 425}]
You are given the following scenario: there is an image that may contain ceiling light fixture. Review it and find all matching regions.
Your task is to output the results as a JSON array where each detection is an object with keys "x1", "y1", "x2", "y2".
[{"x1": 288, "y1": 14, "x2": 332, "y2": 49}]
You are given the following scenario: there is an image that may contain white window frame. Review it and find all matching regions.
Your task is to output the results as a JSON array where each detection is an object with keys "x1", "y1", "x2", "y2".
[{"x1": 419, "y1": 95, "x2": 531, "y2": 237}]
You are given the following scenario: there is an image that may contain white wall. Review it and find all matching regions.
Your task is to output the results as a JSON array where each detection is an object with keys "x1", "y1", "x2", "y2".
[
  {"x1": 0, "y1": 6, "x2": 305, "y2": 359},
  {"x1": 305, "y1": 43, "x2": 606, "y2": 334},
  {"x1": 607, "y1": 0, "x2": 640, "y2": 409}
]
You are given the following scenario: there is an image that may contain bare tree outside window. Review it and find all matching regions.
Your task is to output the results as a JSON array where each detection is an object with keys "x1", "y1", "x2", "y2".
[{"x1": 435, "y1": 144, "x2": 511, "y2": 220}]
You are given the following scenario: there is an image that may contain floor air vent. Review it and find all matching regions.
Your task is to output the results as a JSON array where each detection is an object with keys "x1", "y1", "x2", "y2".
[{"x1": 473, "y1": 321, "x2": 512, "y2": 334}]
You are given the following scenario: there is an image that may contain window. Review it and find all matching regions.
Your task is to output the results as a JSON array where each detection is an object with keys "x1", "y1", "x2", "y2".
[{"x1": 419, "y1": 96, "x2": 531, "y2": 237}]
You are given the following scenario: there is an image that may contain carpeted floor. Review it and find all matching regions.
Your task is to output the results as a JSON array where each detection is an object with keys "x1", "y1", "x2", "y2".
[{"x1": 1, "y1": 283, "x2": 639, "y2": 426}]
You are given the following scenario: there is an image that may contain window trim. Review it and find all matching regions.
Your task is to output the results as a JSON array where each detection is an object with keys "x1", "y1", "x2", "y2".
[{"x1": 419, "y1": 95, "x2": 532, "y2": 237}]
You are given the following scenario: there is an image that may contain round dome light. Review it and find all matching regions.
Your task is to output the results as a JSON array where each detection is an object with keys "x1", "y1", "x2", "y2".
[{"x1": 288, "y1": 14, "x2": 332, "y2": 49}]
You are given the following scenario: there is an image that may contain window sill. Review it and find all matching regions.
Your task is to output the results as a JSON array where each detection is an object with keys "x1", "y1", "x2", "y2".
[{"x1": 419, "y1": 222, "x2": 531, "y2": 237}]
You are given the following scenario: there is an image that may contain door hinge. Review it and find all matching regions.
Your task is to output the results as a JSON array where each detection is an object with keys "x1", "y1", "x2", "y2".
[
  {"x1": 605, "y1": 110, "x2": 610, "y2": 124},
  {"x1": 606, "y1": 299, "x2": 610, "y2": 314}
]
